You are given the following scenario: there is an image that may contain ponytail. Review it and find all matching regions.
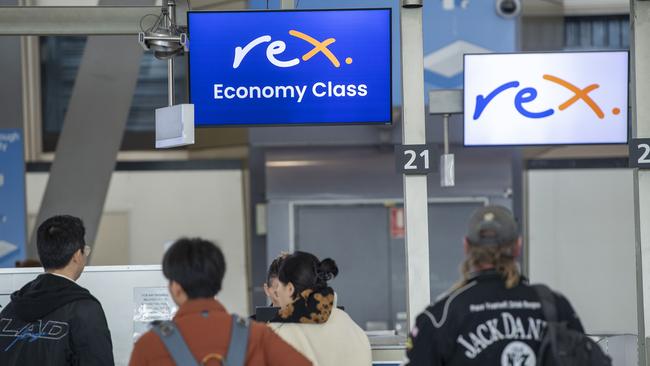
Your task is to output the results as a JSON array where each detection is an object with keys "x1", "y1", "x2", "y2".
[
  {"x1": 316, "y1": 258, "x2": 339, "y2": 283},
  {"x1": 451, "y1": 242, "x2": 520, "y2": 291}
]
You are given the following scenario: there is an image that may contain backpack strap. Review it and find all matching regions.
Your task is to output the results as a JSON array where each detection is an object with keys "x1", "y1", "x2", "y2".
[
  {"x1": 151, "y1": 321, "x2": 201, "y2": 366},
  {"x1": 224, "y1": 314, "x2": 250, "y2": 366},
  {"x1": 533, "y1": 284, "x2": 558, "y2": 323},
  {"x1": 533, "y1": 285, "x2": 561, "y2": 366}
]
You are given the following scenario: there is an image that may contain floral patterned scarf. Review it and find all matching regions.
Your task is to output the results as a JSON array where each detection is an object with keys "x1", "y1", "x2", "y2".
[{"x1": 271, "y1": 287, "x2": 335, "y2": 324}]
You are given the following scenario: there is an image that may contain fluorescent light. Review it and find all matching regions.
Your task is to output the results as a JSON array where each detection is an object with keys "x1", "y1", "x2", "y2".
[{"x1": 266, "y1": 161, "x2": 324, "y2": 168}]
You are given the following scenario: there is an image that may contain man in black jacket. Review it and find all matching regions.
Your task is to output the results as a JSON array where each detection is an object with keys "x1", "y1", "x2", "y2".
[
  {"x1": 406, "y1": 205, "x2": 584, "y2": 366},
  {"x1": 0, "y1": 215, "x2": 114, "y2": 366}
]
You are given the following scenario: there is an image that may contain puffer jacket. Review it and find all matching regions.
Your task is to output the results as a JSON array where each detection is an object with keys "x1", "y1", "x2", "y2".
[{"x1": 267, "y1": 288, "x2": 371, "y2": 366}]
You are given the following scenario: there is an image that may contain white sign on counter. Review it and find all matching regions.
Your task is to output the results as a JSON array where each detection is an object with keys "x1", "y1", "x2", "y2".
[{"x1": 133, "y1": 287, "x2": 177, "y2": 342}]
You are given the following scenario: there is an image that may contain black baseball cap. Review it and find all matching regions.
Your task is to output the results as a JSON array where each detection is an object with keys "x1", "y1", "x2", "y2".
[{"x1": 466, "y1": 205, "x2": 518, "y2": 246}]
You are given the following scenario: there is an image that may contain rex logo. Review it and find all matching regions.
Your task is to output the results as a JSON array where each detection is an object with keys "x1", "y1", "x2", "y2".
[
  {"x1": 232, "y1": 30, "x2": 354, "y2": 69},
  {"x1": 472, "y1": 75, "x2": 622, "y2": 121}
]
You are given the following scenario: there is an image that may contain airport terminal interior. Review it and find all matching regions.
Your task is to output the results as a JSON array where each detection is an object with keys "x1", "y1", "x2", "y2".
[{"x1": 1, "y1": 0, "x2": 650, "y2": 365}]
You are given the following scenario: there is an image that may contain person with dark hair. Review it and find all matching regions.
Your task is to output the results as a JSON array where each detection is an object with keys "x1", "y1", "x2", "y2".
[
  {"x1": 263, "y1": 253, "x2": 288, "y2": 307},
  {"x1": 0, "y1": 215, "x2": 114, "y2": 366},
  {"x1": 268, "y1": 251, "x2": 372, "y2": 366},
  {"x1": 406, "y1": 205, "x2": 591, "y2": 365},
  {"x1": 129, "y1": 238, "x2": 311, "y2": 366}
]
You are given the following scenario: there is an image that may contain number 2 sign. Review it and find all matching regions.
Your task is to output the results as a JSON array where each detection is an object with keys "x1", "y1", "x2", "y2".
[{"x1": 630, "y1": 139, "x2": 650, "y2": 169}]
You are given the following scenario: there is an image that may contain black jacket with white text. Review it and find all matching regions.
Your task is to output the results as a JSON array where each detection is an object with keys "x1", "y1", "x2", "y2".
[
  {"x1": 0, "y1": 273, "x2": 114, "y2": 366},
  {"x1": 406, "y1": 270, "x2": 584, "y2": 366}
]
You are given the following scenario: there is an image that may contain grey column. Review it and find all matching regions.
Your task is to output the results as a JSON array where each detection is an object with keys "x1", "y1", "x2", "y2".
[
  {"x1": 511, "y1": 149, "x2": 524, "y2": 273},
  {"x1": 248, "y1": 147, "x2": 268, "y2": 309},
  {"x1": 400, "y1": 1, "x2": 431, "y2": 328},
  {"x1": 0, "y1": 0, "x2": 22, "y2": 130},
  {"x1": 631, "y1": 0, "x2": 650, "y2": 365},
  {"x1": 30, "y1": 0, "x2": 155, "y2": 257}
]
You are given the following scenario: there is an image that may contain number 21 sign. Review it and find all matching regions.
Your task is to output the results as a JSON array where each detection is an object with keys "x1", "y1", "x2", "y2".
[{"x1": 395, "y1": 144, "x2": 437, "y2": 175}]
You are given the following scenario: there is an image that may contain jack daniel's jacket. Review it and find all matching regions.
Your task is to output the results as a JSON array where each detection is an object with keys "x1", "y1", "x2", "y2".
[
  {"x1": 0, "y1": 273, "x2": 114, "y2": 366},
  {"x1": 406, "y1": 270, "x2": 584, "y2": 366}
]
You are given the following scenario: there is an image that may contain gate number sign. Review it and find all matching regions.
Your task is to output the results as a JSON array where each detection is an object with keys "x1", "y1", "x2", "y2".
[
  {"x1": 630, "y1": 138, "x2": 650, "y2": 169},
  {"x1": 395, "y1": 144, "x2": 437, "y2": 175}
]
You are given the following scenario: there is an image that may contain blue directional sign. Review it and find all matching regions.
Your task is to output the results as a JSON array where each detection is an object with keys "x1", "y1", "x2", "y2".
[
  {"x1": 188, "y1": 9, "x2": 392, "y2": 126},
  {"x1": 0, "y1": 129, "x2": 26, "y2": 267}
]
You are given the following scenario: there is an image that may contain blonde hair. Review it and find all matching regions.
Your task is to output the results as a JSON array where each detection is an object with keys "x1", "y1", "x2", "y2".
[{"x1": 452, "y1": 242, "x2": 521, "y2": 291}]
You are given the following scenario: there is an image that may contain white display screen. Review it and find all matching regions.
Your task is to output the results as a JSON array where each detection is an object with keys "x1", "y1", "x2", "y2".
[{"x1": 464, "y1": 51, "x2": 629, "y2": 146}]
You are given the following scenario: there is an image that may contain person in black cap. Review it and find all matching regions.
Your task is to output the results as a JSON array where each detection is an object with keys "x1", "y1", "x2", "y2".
[{"x1": 405, "y1": 205, "x2": 584, "y2": 366}]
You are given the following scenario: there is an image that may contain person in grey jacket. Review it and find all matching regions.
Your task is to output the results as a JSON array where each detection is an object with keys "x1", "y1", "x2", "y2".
[{"x1": 0, "y1": 215, "x2": 114, "y2": 366}]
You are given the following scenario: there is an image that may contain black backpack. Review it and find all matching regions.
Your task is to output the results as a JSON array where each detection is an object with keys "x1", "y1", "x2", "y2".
[{"x1": 534, "y1": 285, "x2": 612, "y2": 366}]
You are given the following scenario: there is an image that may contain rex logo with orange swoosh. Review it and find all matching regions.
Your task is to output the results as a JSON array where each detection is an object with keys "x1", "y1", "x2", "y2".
[
  {"x1": 472, "y1": 75, "x2": 620, "y2": 121},
  {"x1": 232, "y1": 29, "x2": 354, "y2": 69}
]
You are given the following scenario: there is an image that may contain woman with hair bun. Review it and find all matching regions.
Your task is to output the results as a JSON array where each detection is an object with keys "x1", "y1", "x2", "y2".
[{"x1": 268, "y1": 251, "x2": 372, "y2": 366}]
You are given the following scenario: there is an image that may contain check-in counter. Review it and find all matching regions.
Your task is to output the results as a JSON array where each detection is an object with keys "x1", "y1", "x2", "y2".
[
  {"x1": 367, "y1": 332, "x2": 637, "y2": 365},
  {"x1": 593, "y1": 334, "x2": 637, "y2": 366},
  {"x1": 368, "y1": 332, "x2": 406, "y2": 365},
  {"x1": 0, "y1": 265, "x2": 245, "y2": 366}
]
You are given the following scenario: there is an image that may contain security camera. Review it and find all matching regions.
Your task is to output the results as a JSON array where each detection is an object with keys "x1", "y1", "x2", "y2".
[
  {"x1": 138, "y1": 0, "x2": 188, "y2": 60},
  {"x1": 495, "y1": 0, "x2": 521, "y2": 18}
]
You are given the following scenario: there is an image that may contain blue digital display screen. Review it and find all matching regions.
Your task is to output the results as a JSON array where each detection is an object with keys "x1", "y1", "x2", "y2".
[{"x1": 187, "y1": 9, "x2": 392, "y2": 126}]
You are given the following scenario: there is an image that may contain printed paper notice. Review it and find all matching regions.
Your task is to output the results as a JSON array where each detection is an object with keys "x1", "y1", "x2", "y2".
[{"x1": 133, "y1": 287, "x2": 177, "y2": 342}]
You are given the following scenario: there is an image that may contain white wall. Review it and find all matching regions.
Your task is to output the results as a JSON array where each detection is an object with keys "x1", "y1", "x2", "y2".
[
  {"x1": 527, "y1": 168, "x2": 637, "y2": 335},
  {"x1": 26, "y1": 169, "x2": 249, "y2": 314}
]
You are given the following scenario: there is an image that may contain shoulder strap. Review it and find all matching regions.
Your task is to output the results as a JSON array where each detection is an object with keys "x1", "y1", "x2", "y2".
[
  {"x1": 151, "y1": 321, "x2": 201, "y2": 366},
  {"x1": 224, "y1": 314, "x2": 250, "y2": 366},
  {"x1": 533, "y1": 284, "x2": 558, "y2": 323}
]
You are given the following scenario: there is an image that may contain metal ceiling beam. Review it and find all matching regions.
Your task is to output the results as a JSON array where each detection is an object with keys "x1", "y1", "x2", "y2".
[{"x1": 0, "y1": 6, "x2": 161, "y2": 35}]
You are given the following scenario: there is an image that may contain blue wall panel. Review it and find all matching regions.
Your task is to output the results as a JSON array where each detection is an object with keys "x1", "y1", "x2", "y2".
[{"x1": 0, "y1": 129, "x2": 26, "y2": 267}]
